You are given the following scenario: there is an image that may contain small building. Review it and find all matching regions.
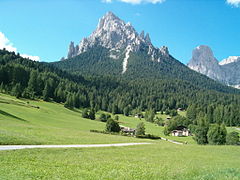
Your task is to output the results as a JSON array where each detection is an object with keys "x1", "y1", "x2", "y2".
[
  {"x1": 120, "y1": 126, "x2": 136, "y2": 135},
  {"x1": 177, "y1": 108, "x2": 183, "y2": 112},
  {"x1": 171, "y1": 126, "x2": 191, "y2": 137},
  {"x1": 134, "y1": 113, "x2": 143, "y2": 118}
]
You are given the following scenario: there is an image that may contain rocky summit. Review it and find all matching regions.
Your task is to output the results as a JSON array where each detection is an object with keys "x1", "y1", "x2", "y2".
[
  {"x1": 65, "y1": 11, "x2": 169, "y2": 73},
  {"x1": 188, "y1": 45, "x2": 240, "y2": 87}
]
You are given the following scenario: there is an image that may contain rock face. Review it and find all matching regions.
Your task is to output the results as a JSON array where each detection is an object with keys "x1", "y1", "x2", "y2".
[
  {"x1": 188, "y1": 45, "x2": 226, "y2": 83},
  {"x1": 219, "y1": 56, "x2": 240, "y2": 87},
  {"x1": 67, "y1": 42, "x2": 79, "y2": 59},
  {"x1": 65, "y1": 11, "x2": 169, "y2": 73},
  {"x1": 188, "y1": 45, "x2": 240, "y2": 87}
]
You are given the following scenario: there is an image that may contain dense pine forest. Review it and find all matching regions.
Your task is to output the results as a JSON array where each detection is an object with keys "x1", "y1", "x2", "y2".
[{"x1": 0, "y1": 49, "x2": 240, "y2": 127}]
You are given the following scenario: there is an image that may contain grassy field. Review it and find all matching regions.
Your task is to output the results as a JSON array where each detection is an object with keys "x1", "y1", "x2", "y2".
[
  {"x1": 0, "y1": 142, "x2": 239, "y2": 179},
  {"x1": 1, "y1": 93, "x2": 240, "y2": 179},
  {"x1": 0, "y1": 93, "x2": 147, "y2": 145},
  {"x1": 0, "y1": 93, "x2": 193, "y2": 145}
]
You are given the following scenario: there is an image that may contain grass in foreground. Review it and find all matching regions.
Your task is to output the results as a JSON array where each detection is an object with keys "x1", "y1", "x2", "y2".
[{"x1": 0, "y1": 142, "x2": 239, "y2": 180}]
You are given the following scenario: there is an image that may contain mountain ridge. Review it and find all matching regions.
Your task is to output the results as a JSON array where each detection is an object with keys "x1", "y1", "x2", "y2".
[
  {"x1": 53, "y1": 12, "x2": 239, "y2": 95},
  {"x1": 188, "y1": 45, "x2": 240, "y2": 87},
  {"x1": 65, "y1": 11, "x2": 169, "y2": 74}
]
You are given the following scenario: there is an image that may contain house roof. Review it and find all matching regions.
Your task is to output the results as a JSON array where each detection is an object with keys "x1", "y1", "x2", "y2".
[{"x1": 175, "y1": 126, "x2": 187, "y2": 131}]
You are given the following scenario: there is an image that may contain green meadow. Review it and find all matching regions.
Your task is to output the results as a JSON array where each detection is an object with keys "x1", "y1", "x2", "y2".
[
  {"x1": 0, "y1": 93, "x2": 240, "y2": 179},
  {"x1": 0, "y1": 142, "x2": 240, "y2": 180},
  {"x1": 0, "y1": 93, "x2": 147, "y2": 145}
]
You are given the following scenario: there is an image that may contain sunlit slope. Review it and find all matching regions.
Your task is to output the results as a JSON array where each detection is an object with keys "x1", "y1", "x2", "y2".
[{"x1": 0, "y1": 93, "x2": 146, "y2": 145}]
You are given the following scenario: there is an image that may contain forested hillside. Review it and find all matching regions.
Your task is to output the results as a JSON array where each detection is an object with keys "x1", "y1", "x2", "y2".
[
  {"x1": 1, "y1": 49, "x2": 240, "y2": 126},
  {"x1": 54, "y1": 45, "x2": 239, "y2": 94}
]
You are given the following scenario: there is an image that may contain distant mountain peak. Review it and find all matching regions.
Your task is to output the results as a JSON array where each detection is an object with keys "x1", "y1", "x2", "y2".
[
  {"x1": 66, "y1": 12, "x2": 169, "y2": 57},
  {"x1": 188, "y1": 45, "x2": 240, "y2": 87},
  {"x1": 188, "y1": 45, "x2": 225, "y2": 82},
  {"x1": 78, "y1": 11, "x2": 151, "y2": 54},
  {"x1": 65, "y1": 12, "x2": 170, "y2": 73}
]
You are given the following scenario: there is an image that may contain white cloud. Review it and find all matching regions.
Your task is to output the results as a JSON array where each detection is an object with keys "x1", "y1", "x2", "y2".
[
  {"x1": 20, "y1": 54, "x2": 40, "y2": 61},
  {"x1": 0, "y1": 32, "x2": 40, "y2": 61},
  {"x1": 0, "y1": 32, "x2": 17, "y2": 52},
  {"x1": 102, "y1": 0, "x2": 165, "y2": 5},
  {"x1": 227, "y1": 0, "x2": 240, "y2": 7}
]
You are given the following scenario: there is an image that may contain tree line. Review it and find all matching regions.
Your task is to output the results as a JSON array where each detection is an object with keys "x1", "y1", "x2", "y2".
[{"x1": 0, "y1": 49, "x2": 240, "y2": 127}]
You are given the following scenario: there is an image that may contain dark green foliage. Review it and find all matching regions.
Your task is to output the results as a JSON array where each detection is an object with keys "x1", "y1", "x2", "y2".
[
  {"x1": 82, "y1": 109, "x2": 89, "y2": 118},
  {"x1": 43, "y1": 82, "x2": 51, "y2": 101},
  {"x1": 226, "y1": 132, "x2": 239, "y2": 145},
  {"x1": 207, "y1": 124, "x2": 227, "y2": 145},
  {"x1": 136, "y1": 134, "x2": 160, "y2": 139},
  {"x1": 164, "y1": 116, "x2": 191, "y2": 135},
  {"x1": 111, "y1": 104, "x2": 118, "y2": 115},
  {"x1": 145, "y1": 109, "x2": 155, "y2": 123},
  {"x1": 114, "y1": 115, "x2": 119, "y2": 121},
  {"x1": 99, "y1": 113, "x2": 107, "y2": 122},
  {"x1": 186, "y1": 104, "x2": 198, "y2": 123},
  {"x1": 194, "y1": 118, "x2": 209, "y2": 145},
  {"x1": 169, "y1": 109, "x2": 178, "y2": 117},
  {"x1": 105, "y1": 119, "x2": 120, "y2": 133},
  {"x1": 123, "y1": 106, "x2": 130, "y2": 116},
  {"x1": 64, "y1": 94, "x2": 74, "y2": 108},
  {"x1": 11, "y1": 83, "x2": 22, "y2": 98},
  {"x1": 136, "y1": 122, "x2": 145, "y2": 136},
  {"x1": 154, "y1": 117, "x2": 164, "y2": 126},
  {"x1": 89, "y1": 108, "x2": 96, "y2": 120},
  {"x1": 99, "y1": 113, "x2": 111, "y2": 122}
]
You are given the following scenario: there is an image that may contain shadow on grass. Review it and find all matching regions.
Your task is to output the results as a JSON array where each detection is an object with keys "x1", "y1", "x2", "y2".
[
  {"x1": 66, "y1": 107, "x2": 81, "y2": 114},
  {"x1": 0, "y1": 109, "x2": 27, "y2": 122}
]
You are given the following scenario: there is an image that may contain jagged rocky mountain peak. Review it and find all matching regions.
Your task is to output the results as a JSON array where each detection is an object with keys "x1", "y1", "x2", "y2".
[
  {"x1": 188, "y1": 45, "x2": 225, "y2": 82},
  {"x1": 66, "y1": 12, "x2": 170, "y2": 58},
  {"x1": 97, "y1": 11, "x2": 126, "y2": 31},
  {"x1": 160, "y1": 46, "x2": 169, "y2": 56},
  {"x1": 188, "y1": 45, "x2": 240, "y2": 88},
  {"x1": 65, "y1": 12, "x2": 171, "y2": 73},
  {"x1": 67, "y1": 41, "x2": 79, "y2": 59},
  {"x1": 140, "y1": 30, "x2": 145, "y2": 39},
  {"x1": 192, "y1": 45, "x2": 215, "y2": 61}
]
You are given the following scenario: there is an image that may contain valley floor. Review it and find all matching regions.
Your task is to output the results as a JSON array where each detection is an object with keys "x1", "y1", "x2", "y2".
[
  {"x1": 0, "y1": 142, "x2": 239, "y2": 180},
  {"x1": 0, "y1": 93, "x2": 240, "y2": 179}
]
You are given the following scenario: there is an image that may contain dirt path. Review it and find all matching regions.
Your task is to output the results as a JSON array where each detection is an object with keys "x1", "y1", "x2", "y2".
[
  {"x1": 0, "y1": 143, "x2": 152, "y2": 151},
  {"x1": 160, "y1": 137, "x2": 184, "y2": 145}
]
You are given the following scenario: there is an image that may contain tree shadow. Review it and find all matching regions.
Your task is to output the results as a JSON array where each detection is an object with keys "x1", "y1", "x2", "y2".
[{"x1": 0, "y1": 109, "x2": 27, "y2": 122}]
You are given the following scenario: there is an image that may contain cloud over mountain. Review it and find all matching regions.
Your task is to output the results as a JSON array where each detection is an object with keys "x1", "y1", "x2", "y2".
[{"x1": 0, "y1": 32, "x2": 40, "y2": 61}]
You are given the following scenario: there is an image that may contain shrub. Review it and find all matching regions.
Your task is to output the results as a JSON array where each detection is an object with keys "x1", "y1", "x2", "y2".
[
  {"x1": 136, "y1": 122, "x2": 145, "y2": 136},
  {"x1": 106, "y1": 119, "x2": 120, "y2": 133},
  {"x1": 89, "y1": 108, "x2": 95, "y2": 120},
  {"x1": 82, "y1": 109, "x2": 89, "y2": 118},
  {"x1": 226, "y1": 132, "x2": 239, "y2": 145},
  {"x1": 207, "y1": 124, "x2": 227, "y2": 145},
  {"x1": 136, "y1": 134, "x2": 161, "y2": 139}
]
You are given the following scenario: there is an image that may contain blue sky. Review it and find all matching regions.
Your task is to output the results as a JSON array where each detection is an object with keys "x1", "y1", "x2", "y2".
[{"x1": 0, "y1": 0, "x2": 239, "y2": 64}]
